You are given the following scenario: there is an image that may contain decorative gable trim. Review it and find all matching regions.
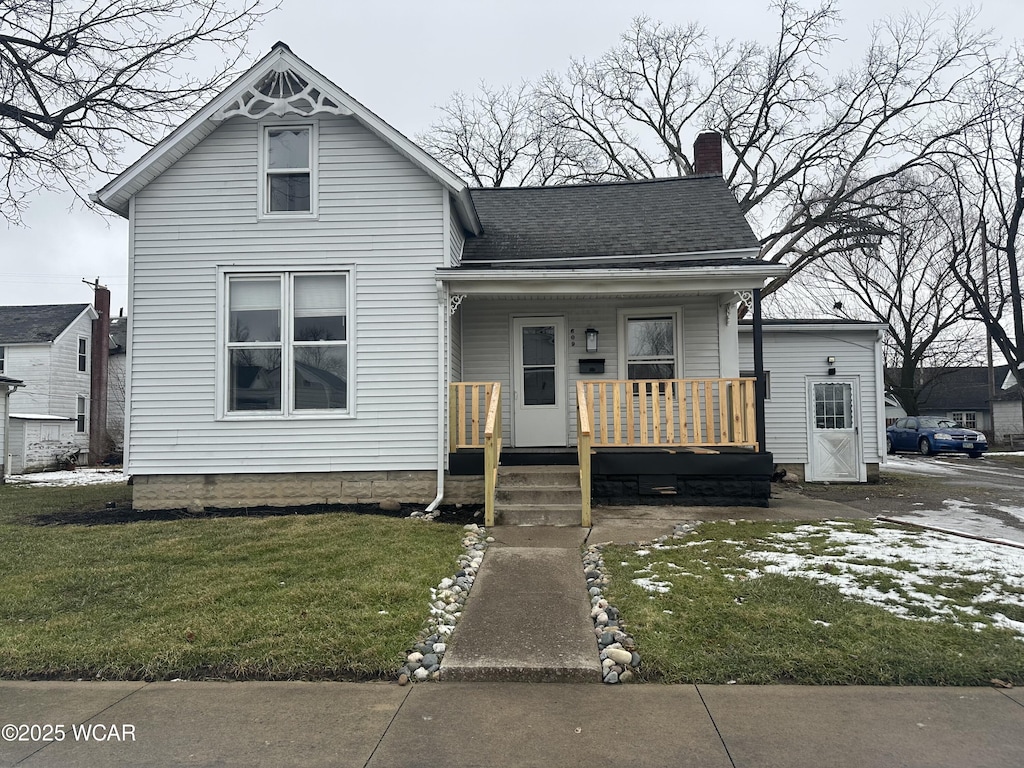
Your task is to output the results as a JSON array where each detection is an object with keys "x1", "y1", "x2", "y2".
[
  {"x1": 212, "y1": 60, "x2": 353, "y2": 122},
  {"x1": 92, "y1": 43, "x2": 481, "y2": 235}
]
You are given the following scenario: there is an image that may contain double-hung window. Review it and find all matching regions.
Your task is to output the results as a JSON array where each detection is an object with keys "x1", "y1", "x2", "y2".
[
  {"x1": 76, "y1": 395, "x2": 87, "y2": 433},
  {"x1": 624, "y1": 314, "x2": 677, "y2": 379},
  {"x1": 0, "y1": 346, "x2": 4, "y2": 374},
  {"x1": 226, "y1": 272, "x2": 349, "y2": 415},
  {"x1": 78, "y1": 337, "x2": 89, "y2": 373},
  {"x1": 262, "y1": 125, "x2": 314, "y2": 215}
]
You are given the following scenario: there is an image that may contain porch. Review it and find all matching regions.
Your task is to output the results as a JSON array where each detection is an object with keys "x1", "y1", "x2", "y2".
[{"x1": 448, "y1": 379, "x2": 772, "y2": 526}]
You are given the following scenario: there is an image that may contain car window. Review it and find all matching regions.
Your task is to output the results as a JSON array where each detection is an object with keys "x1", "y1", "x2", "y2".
[{"x1": 894, "y1": 418, "x2": 907, "y2": 428}]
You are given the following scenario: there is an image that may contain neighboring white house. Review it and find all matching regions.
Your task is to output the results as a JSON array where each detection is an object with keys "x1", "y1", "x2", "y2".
[
  {"x1": 740, "y1": 320, "x2": 887, "y2": 483},
  {"x1": 0, "y1": 374, "x2": 24, "y2": 481},
  {"x1": 93, "y1": 43, "x2": 790, "y2": 513},
  {"x1": 0, "y1": 304, "x2": 98, "y2": 472}
]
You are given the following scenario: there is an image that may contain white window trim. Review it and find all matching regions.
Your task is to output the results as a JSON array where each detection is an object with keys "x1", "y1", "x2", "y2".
[
  {"x1": 617, "y1": 307, "x2": 683, "y2": 380},
  {"x1": 77, "y1": 336, "x2": 89, "y2": 374},
  {"x1": 76, "y1": 394, "x2": 88, "y2": 434},
  {"x1": 217, "y1": 265, "x2": 355, "y2": 421},
  {"x1": 257, "y1": 121, "x2": 319, "y2": 220}
]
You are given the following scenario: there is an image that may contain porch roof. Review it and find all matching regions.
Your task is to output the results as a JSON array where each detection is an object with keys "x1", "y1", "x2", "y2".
[
  {"x1": 461, "y1": 175, "x2": 760, "y2": 264},
  {"x1": 437, "y1": 262, "x2": 788, "y2": 296}
]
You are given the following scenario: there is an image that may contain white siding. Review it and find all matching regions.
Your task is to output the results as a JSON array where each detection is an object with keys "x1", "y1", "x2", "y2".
[
  {"x1": 739, "y1": 327, "x2": 882, "y2": 465},
  {"x1": 6, "y1": 418, "x2": 77, "y2": 473},
  {"x1": 993, "y1": 400, "x2": 1023, "y2": 442},
  {"x1": 3, "y1": 312, "x2": 92, "y2": 458},
  {"x1": 449, "y1": 203, "x2": 466, "y2": 266},
  {"x1": 127, "y1": 115, "x2": 447, "y2": 475},
  {"x1": 459, "y1": 296, "x2": 721, "y2": 445}
]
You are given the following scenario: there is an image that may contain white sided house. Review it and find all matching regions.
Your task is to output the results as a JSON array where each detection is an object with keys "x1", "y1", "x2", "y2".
[
  {"x1": 0, "y1": 304, "x2": 98, "y2": 472},
  {"x1": 94, "y1": 44, "x2": 786, "y2": 521},
  {"x1": 739, "y1": 320, "x2": 887, "y2": 483}
]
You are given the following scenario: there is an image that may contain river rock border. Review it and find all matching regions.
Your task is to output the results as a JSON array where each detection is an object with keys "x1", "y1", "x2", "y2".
[
  {"x1": 583, "y1": 544, "x2": 641, "y2": 684},
  {"x1": 397, "y1": 522, "x2": 489, "y2": 684}
]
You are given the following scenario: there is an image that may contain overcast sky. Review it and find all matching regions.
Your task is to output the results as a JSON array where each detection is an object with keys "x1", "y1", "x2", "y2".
[{"x1": 3, "y1": 0, "x2": 1023, "y2": 314}]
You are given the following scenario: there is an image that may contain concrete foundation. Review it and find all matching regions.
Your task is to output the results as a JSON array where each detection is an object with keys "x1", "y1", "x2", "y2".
[{"x1": 131, "y1": 471, "x2": 485, "y2": 511}]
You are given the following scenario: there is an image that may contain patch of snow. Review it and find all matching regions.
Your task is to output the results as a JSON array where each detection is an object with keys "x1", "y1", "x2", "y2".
[
  {"x1": 632, "y1": 577, "x2": 672, "y2": 593},
  {"x1": 883, "y1": 456, "x2": 960, "y2": 475},
  {"x1": 6, "y1": 469, "x2": 127, "y2": 487}
]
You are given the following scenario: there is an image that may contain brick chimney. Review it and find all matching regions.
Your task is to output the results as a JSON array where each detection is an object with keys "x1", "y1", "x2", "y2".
[
  {"x1": 88, "y1": 281, "x2": 110, "y2": 465},
  {"x1": 693, "y1": 131, "x2": 723, "y2": 176}
]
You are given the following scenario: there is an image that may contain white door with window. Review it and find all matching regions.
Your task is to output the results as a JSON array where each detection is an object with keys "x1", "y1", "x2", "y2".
[
  {"x1": 807, "y1": 379, "x2": 863, "y2": 482},
  {"x1": 511, "y1": 317, "x2": 567, "y2": 447}
]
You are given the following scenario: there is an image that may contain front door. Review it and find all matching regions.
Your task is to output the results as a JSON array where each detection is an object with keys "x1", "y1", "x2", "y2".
[
  {"x1": 511, "y1": 316, "x2": 567, "y2": 447},
  {"x1": 807, "y1": 379, "x2": 863, "y2": 482}
]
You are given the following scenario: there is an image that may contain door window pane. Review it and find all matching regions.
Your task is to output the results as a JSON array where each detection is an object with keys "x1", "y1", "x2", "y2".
[
  {"x1": 524, "y1": 368, "x2": 556, "y2": 405},
  {"x1": 814, "y1": 383, "x2": 852, "y2": 429},
  {"x1": 522, "y1": 326, "x2": 555, "y2": 365}
]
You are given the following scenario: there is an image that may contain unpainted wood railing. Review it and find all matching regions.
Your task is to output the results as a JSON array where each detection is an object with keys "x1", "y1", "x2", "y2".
[
  {"x1": 449, "y1": 382, "x2": 502, "y2": 525},
  {"x1": 576, "y1": 378, "x2": 759, "y2": 450},
  {"x1": 576, "y1": 381, "x2": 592, "y2": 527}
]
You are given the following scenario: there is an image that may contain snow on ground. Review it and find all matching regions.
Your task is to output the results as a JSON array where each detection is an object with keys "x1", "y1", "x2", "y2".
[
  {"x1": 632, "y1": 521, "x2": 1024, "y2": 639},
  {"x1": 6, "y1": 468, "x2": 127, "y2": 487},
  {"x1": 882, "y1": 456, "x2": 961, "y2": 475}
]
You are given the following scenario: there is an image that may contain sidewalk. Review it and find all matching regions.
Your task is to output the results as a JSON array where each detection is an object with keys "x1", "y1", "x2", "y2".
[{"x1": 2, "y1": 680, "x2": 1021, "y2": 767}]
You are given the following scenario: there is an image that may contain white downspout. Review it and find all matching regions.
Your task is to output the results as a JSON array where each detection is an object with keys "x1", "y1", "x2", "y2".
[
  {"x1": 2, "y1": 383, "x2": 22, "y2": 483},
  {"x1": 425, "y1": 280, "x2": 448, "y2": 512}
]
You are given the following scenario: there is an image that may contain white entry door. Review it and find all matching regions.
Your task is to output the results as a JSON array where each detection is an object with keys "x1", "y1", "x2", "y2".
[
  {"x1": 807, "y1": 379, "x2": 863, "y2": 482},
  {"x1": 511, "y1": 316, "x2": 567, "y2": 447}
]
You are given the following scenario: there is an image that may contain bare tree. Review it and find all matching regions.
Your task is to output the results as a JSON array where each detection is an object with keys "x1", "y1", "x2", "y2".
[
  {"x1": 938, "y1": 46, "x2": 1024, "y2": 429},
  {"x1": 0, "y1": 0, "x2": 275, "y2": 222},
  {"x1": 788, "y1": 172, "x2": 983, "y2": 414},
  {"x1": 422, "y1": 3, "x2": 993, "y2": 297}
]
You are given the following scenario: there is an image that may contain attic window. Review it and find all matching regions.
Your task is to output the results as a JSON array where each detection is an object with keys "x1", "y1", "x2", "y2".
[{"x1": 261, "y1": 125, "x2": 315, "y2": 215}]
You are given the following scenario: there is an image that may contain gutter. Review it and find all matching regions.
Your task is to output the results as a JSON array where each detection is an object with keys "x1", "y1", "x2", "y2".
[{"x1": 1, "y1": 381, "x2": 24, "y2": 484}]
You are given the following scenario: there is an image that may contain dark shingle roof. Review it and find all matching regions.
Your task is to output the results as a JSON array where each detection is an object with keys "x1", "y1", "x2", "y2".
[
  {"x1": 109, "y1": 316, "x2": 128, "y2": 355},
  {"x1": 0, "y1": 304, "x2": 91, "y2": 344},
  {"x1": 913, "y1": 366, "x2": 1013, "y2": 410},
  {"x1": 461, "y1": 176, "x2": 759, "y2": 264}
]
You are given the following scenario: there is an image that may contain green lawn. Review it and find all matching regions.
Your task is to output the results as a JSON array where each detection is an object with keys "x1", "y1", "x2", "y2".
[
  {"x1": 0, "y1": 482, "x2": 464, "y2": 680},
  {"x1": 601, "y1": 520, "x2": 1024, "y2": 685}
]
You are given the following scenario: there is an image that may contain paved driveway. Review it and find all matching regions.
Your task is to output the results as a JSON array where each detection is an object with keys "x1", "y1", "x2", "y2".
[{"x1": 804, "y1": 454, "x2": 1024, "y2": 546}]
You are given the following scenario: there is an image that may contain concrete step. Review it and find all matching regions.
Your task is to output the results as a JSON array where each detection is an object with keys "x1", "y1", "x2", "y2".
[
  {"x1": 497, "y1": 465, "x2": 579, "y2": 488},
  {"x1": 495, "y1": 503, "x2": 584, "y2": 527},
  {"x1": 495, "y1": 486, "x2": 582, "y2": 505}
]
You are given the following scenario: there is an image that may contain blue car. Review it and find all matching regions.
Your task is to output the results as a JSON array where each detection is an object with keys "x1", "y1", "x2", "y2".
[{"x1": 886, "y1": 416, "x2": 988, "y2": 458}]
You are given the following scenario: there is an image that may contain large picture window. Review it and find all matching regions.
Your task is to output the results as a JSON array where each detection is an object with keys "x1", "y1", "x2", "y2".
[
  {"x1": 262, "y1": 125, "x2": 314, "y2": 215},
  {"x1": 226, "y1": 272, "x2": 348, "y2": 415}
]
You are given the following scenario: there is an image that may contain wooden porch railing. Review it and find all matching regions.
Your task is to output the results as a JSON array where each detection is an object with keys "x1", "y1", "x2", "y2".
[
  {"x1": 449, "y1": 382, "x2": 502, "y2": 526},
  {"x1": 576, "y1": 381, "x2": 592, "y2": 527},
  {"x1": 577, "y1": 378, "x2": 759, "y2": 450}
]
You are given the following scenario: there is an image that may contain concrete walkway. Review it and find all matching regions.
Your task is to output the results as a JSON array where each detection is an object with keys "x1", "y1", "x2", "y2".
[
  {"x1": 2, "y1": 681, "x2": 1021, "y2": 767},
  {"x1": 440, "y1": 526, "x2": 599, "y2": 682}
]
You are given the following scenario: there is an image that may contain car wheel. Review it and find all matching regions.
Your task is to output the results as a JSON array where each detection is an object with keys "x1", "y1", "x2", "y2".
[
  {"x1": 886, "y1": 435, "x2": 895, "y2": 455},
  {"x1": 968, "y1": 452, "x2": 983, "y2": 459},
  {"x1": 918, "y1": 437, "x2": 933, "y2": 456}
]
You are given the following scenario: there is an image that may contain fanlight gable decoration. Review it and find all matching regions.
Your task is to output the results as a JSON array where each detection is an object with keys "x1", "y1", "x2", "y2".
[{"x1": 213, "y1": 61, "x2": 353, "y2": 122}]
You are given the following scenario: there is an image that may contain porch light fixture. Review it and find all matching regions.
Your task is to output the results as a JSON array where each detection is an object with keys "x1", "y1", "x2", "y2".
[{"x1": 585, "y1": 328, "x2": 599, "y2": 353}]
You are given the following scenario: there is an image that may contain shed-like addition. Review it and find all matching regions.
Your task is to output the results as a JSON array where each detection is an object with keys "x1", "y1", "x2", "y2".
[{"x1": 740, "y1": 320, "x2": 887, "y2": 483}]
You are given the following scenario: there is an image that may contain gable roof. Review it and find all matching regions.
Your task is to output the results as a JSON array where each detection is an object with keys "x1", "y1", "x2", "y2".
[
  {"x1": 461, "y1": 176, "x2": 759, "y2": 264},
  {"x1": 0, "y1": 304, "x2": 94, "y2": 344},
  {"x1": 91, "y1": 42, "x2": 481, "y2": 235},
  {"x1": 908, "y1": 366, "x2": 1013, "y2": 410}
]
